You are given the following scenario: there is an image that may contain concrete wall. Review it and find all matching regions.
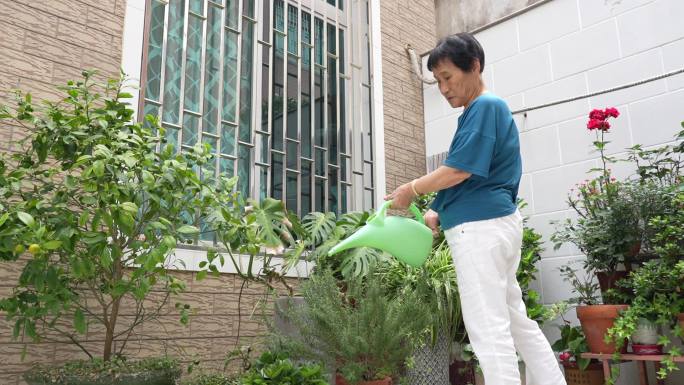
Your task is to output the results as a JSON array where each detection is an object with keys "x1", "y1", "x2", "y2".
[
  {"x1": 379, "y1": 0, "x2": 435, "y2": 193},
  {"x1": 434, "y1": 0, "x2": 543, "y2": 37},
  {"x1": 422, "y1": 0, "x2": 684, "y2": 383}
]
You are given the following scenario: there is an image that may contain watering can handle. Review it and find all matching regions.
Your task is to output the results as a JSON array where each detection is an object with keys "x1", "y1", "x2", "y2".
[{"x1": 372, "y1": 200, "x2": 425, "y2": 225}]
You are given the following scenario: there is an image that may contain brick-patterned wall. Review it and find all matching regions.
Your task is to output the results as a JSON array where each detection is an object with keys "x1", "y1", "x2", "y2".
[
  {"x1": 0, "y1": 2, "x2": 287, "y2": 384},
  {"x1": 0, "y1": 0, "x2": 125, "y2": 153},
  {"x1": 0, "y1": 258, "x2": 291, "y2": 385},
  {"x1": 379, "y1": 0, "x2": 435, "y2": 193}
]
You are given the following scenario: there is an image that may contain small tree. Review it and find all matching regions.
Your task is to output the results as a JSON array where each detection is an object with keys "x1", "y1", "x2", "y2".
[{"x1": 0, "y1": 72, "x2": 290, "y2": 362}]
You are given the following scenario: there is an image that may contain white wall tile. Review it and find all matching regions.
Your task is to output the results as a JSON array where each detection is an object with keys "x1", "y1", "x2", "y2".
[
  {"x1": 520, "y1": 125, "x2": 562, "y2": 172},
  {"x1": 526, "y1": 210, "x2": 581, "y2": 259},
  {"x1": 617, "y1": 0, "x2": 684, "y2": 57},
  {"x1": 662, "y1": 38, "x2": 684, "y2": 91},
  {"x1": 476, "y1": 18, "x2": 519, "y2": 64},
  {"x1": 492, "y1": 45, "x2": 552, "y2": 97},
  {"x1": 523, "y1": 73, "x2": 590, "y2": 129},
  {"x1": 531, "y1": 159, "x2": 597, "y2": 214},
  {"x1": 425, "y1": 114, "x2": 458, "y2": 156},
  {"x1": 557, "y1": 110, "x2": 632, "y2": 164},
  {"x1": 518, "y1": 0, "x2": 580, "y2": 51},
  {"x1": 423, "y1": 84, "x2": 451, "y2": 124},
  {"x1": 540, "y1": 256, "x2": 587, "y2": 304},
  {"x1": 578, "y1": 0, "x2": 654, "y2": 28},
  {"x1": 550, "y1": 20, "x2": 621, "y2": 80},
  {"x1": 587, "y1": 48, "x2": 668, "y2": 107},
  {"x1": 518, "y1": 173, "x2": 534, "y2": 215},
  {"x1": 629, "y1": 89, "x2": 684, "y2": 147}
]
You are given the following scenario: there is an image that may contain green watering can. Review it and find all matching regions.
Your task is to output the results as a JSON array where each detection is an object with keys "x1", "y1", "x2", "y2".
[{"x1": 328, "y1": 200, "x2": 432, "y2": 267}]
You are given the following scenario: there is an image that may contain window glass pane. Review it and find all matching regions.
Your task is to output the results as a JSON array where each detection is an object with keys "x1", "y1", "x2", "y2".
[
  {"x1": 327, "y1": 56, "x2": 337, "y2": 165},
  {"x1": 143, "y1": 102, "x2": 160, "y2": 130},
  {"x1": 286, "y1": 140, "x2": 298, "y2": 170},
  {"x1": 363, "y1": 161, "x2": 373, "y2": 189},
  {"x1": 326, "y1": 23, "x2": 336, "y2": 54},
  {"x1": 144, "y1": 0, "x2": 165, "y2": 102},
  {"x1": 339, "y1": 78, "x2": 346, "y2": 154},
  {"x1": 163, "y1": 125, "x2": 179, "y2": 152},
  {"x1": 258, "y1": 133, "x2": 269, "y2": 164},
  {"x1": 258, "y1": 165, "x2": 268, "y2": 201},
  {"x1": 262, "y1": 0, "x2": 271, "y2": 43},
  {"x1": 243, "y1": 0, "x2": 255, "y2": 18},
  {"x1": 286, "y1": 55, "x2": 298, "y2": 140},
  {"x1": 327, "y1": 0, "x2": 335, "y2": 7},
  {"x1": 201, "y1": 147, "x2": 217, "y2": 183},
  {"x1": 261, "y1": 45, "x2": 270, "y2": 133},
  {"x1": 362, "y1": 86, "x2": 373, "y2": 161},
  {"x1": 189, "y1": 0, "x2": 203, "y2": 14},
  {"x1": 161, "y1": 0, "x2": 185, "y2": 124},
  {"x1": 338, "y1": 0, "x2": 344, "y2": 11},
  {"x1": 341, "y1": 184, "x2": 348, "y2": 213},
  {"x1": 184, "y1": 14, "x2": 203, "y2": 113},
  {"x1": 219, "y1": 156, "x2": 235, "y2": 177},
  {"x1": 301, "y1": 12, "x2": 311, "y2": 45},
  {"x1": 301, "y1": 160, "x2": 312, "y2": 216},
  {"x1": 286, "y1": 172, "x2": 298, "y2": 214},
  {"x1": 341, "y1": 156, "x2": 350, "y2": 182},
  {"x1": 203, "y1": 135, "x2": 218, "y2": 154},
  {"x1": 238, "y1": 144, "x2": 251, "y2": 198},
  {"x1": 222, "y1": 30, "x2": 239, "y2": 122},
  {"x1": 271, "y1": 34, "x2": 285, "y2": 151},
  {"x1": 182, "y1": 113, "x2": 200, "y2": 147},
  {"x1": 328, "y1": 166, "x2": 338, "y2": 215},
  {"x1": 199, "y1": 217, "x2": 214, "y2": 242},
  {"x1": 226, "y1": 0, "x2": 238, "y2": 29},
  {"x1": 315, "y1": 147, "x2": 326, "y2": 176},
  {"x1": 363, "y1": 188, "x2": 373, "y2": 211},
  {"x1": 315, "y1": 178, "x2": 326, "y2": 212},
  {"x1": 314, "y1": 17, "x2": 324, "y2": 65},
  {"x1": 271, "y1": 152, "x2": 283, "y2": 200},
  {"x1": 274, "y1": 0, "x2": 284, "y2": 32},
  {"x1": 339, "y1": 29, "x2": 345, "y2": 74},
  {"x1": 203, "y1": 5, "x2": 222, "y2": 135},
  {"x1": 221, "y1": 122, "x2": 236, "y2": 155},
  {"x1": 287, "y1": 5, "x2": 298, "y2": 55},
  {"x1": 314, "y1": 66, "x2": 324, "y2": 146},
  {"x1": 239, "y1": 21, "x2": 255, "y2": 142}
]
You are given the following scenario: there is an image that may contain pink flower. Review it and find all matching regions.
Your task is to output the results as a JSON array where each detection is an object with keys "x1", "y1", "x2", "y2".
[
  {"x1": 599, "y1": 120, "x2": 611, "y2": 131},
  {"x1": 587, "y1": 119, "x2": 603, "y2": 130},
  {"x1": 604, "y1": 107, "x2": 620, "y2": 118},
  {"x1": 589, "y1": 109, "x2": 606, "y2": 120},
  {"x1": 559, "y1": 352, "x2": 572, "y2": 362}
]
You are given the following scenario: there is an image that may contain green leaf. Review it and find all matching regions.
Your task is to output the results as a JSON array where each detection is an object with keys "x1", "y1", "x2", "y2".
[
  {"x1": 0, "y1": 212, "x2": 9, "y2": 227},
  {"x1": 177, "y1": 225, "x2": 199, "y2": 235},
  {"x1": 43, "y1": 240, "x2": 62, "y2": 250},
  {"x1": 120, "y1": 202, "x2": 138, "y2": 213},
  {"x1": 17, "y1": 212, "x2": 35, "y2": 227},
  {"x1": 92, "y1": 160, "x2": 105, "y2": 177},
  {"x1": 74, "y1": 309, "x2": 86, "y2": 334},
  {"x1": 196, "y1": 270, "x2": 207, "y2": 281}
]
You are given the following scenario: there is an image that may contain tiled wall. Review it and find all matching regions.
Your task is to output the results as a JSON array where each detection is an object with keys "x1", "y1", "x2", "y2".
[{"x1": 422, "y1": 0, "x2": 684, "y2": 382}]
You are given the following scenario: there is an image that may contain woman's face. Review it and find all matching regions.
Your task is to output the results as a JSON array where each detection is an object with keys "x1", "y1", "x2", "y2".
[{"x1": 432, "y1": 59, "x2": 482, "y2": 109}]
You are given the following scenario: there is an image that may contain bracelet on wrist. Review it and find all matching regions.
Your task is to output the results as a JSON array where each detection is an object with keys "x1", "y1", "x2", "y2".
[{"x1": 410, "y1": 180, "x2": 420, "y2": 196}]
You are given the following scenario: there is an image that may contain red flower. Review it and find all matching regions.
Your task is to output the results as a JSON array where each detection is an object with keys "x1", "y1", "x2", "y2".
[
  {"x1": 589, "y1": 109, "x2": 606, "y2": 121},
  {"x1": 559, "y1": 352, "x2": 572, "y2": 362},
  {"x1": 599, "y1": 120, "x2": 611, "y2": 131},
  {"x1": 587, "y1": 119, "x2": 602, "y2": 130},
  {"x1": 604, "y1": 107, "x2": 620, "y2": 118}
]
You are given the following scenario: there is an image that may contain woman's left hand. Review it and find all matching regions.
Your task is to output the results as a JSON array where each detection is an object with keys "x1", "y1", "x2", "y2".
[{"x1": 384, "y1": 182, "x2": 415, "y2": 209}]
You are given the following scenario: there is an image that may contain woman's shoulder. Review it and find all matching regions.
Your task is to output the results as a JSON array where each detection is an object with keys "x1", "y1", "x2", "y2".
[{"x1": 473, "y1": 92, "x2": 509, "y2": 111}]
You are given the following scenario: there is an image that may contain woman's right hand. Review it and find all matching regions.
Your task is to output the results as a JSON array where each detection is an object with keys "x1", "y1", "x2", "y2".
[{"x1": 424, "y1": 209, "x2": 440, "y2": 237}]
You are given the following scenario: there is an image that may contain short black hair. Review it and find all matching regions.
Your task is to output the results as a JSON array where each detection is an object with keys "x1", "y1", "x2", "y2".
[{"x1": 427, "y1": 33, "x2": 485, "y2": 73}]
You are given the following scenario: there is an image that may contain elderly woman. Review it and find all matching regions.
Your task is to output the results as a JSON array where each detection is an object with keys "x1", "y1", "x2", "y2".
[{"x1": 385, "y1": 33, "x2": 566, "y2": 385}]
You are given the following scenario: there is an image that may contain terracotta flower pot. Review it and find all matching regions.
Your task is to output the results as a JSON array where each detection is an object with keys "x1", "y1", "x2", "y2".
[
  {"x1": 562, "y1": 362, "x2": 604, "y2": 385},
  {"x1": 335, "y1": 373, "x2": 392, "y2": 385},
  {"x1": 577, "y1": 305, "x2": 629, "y2": 354},
  {"x1": 595, "y1": 271, "x2": 629, "y2": 293}
]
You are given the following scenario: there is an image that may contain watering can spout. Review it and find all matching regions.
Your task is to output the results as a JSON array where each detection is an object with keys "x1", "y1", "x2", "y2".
[{"x1": 326, "y1": 201, "x2": 432, "y2": 267}]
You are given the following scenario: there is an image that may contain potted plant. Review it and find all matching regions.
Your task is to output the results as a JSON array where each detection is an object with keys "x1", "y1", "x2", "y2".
[
  {"x1": 277, "y1": 270, "x2": 431, "y2": 385},
  {"x1": 237, "y1": 351, "x2": 329, "y2": 385},
  {"x1": 551, "y1": 320, "x2": 603, "y2": 385},
  {"x1": 0, "y1": 73, "x2": 286, "y2": 384}
]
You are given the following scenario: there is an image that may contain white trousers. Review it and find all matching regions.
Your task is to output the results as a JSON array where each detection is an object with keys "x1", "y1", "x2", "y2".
[{"x1": 444, "y1": 211, "x2": 566, "y2": 385}]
